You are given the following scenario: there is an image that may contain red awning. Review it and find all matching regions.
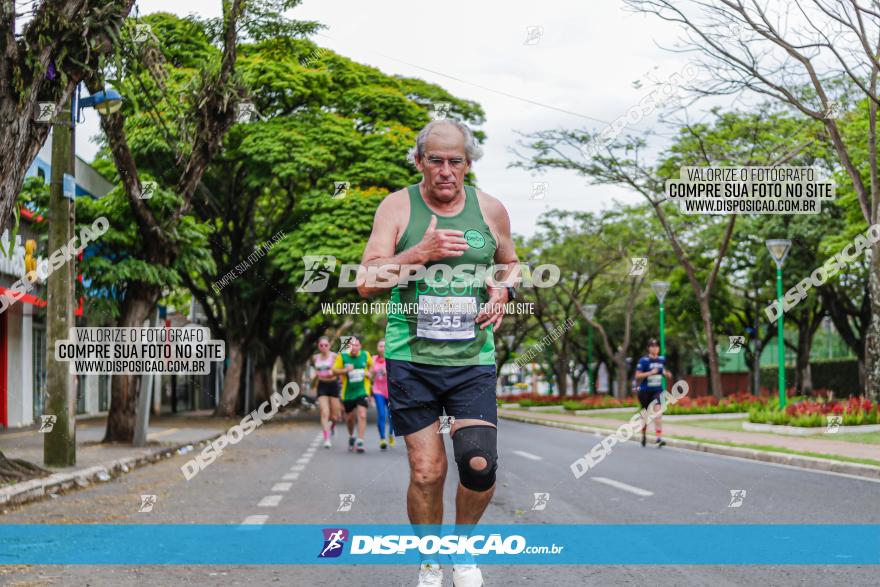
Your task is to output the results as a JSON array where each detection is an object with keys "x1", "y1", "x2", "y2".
[{"x1": 0, "y1": 286, "x2": 83, "y2": 316}]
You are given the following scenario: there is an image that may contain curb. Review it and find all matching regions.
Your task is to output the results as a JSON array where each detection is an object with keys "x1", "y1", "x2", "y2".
[
  {"x1": 742, "y1": 421, "x2": 880, "y2": 436},
  {"x1": 499, "y1": 412, "x2": 880, "y2": 481},
  {"x1": 0, "y1": 432, "x2": 224, "y2": 510}
]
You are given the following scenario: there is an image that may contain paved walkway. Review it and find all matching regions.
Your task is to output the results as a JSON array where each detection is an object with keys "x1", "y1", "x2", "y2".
[
  {"x1": 0, "y1": 413, "x2": 227, "y2": 475},
  {"x1": 498, "y1": 408, "x2": 880, "y2": 462}
]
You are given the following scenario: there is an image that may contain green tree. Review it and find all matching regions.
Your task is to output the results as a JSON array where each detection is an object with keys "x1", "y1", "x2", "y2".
[{"x1": 0, "y1": 0, "x2": 135, "y2": 230}]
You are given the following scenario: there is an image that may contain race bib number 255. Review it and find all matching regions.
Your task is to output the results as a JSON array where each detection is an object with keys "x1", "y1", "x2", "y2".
[{"x1": 416, "y1": 295, "x2": 477, "y2": 341}]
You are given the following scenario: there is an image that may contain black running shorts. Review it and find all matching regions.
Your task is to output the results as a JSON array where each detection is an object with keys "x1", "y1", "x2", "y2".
[
  {"x1": 638, "y1": 389, "x2": 663, "y2": 410},
  {"x1": 343, "y1": 396, "x2": 369, "y2": 413},
  {"x1": 316, "y1": 380, "x2": 340, "y2": 398},
  {"x1": 386, "y1": 359, "x2": 497, "y2": 436}
]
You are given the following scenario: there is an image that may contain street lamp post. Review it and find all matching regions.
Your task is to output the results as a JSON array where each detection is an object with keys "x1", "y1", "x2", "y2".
[
  {"x1": 766, "y1": 239, "x2": 792, "y2": 409},
  {"x1": 580, "y1": 304, "x2": 598, "y2": 393},
  {"x1": 651, "y1": 281, "x2": 670, "y2": 392}
]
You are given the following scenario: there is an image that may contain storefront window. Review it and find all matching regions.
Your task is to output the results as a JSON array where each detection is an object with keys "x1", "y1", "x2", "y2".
[{"x1": 32, "y1": 325, "x2": 46, "y2": 419}]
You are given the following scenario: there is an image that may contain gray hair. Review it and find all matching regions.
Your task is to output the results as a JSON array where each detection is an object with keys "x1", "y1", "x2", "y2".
[{"x1": 408, "y1": 120, "x2": 483, "y2": 167}]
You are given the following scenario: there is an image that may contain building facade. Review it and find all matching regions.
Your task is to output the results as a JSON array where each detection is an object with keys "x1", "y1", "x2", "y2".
[{"x1": 0, "y1": 135, "x2": 113, "y2": 428}]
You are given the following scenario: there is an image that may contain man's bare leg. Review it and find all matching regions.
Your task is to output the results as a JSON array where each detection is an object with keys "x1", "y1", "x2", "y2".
[
  {"x1": 346, "y1": 408, "x2": 355, "y2": 437},
  {"x1": 404, "y1": 420, "x2": 447, "y2": 525},
  {"x1": 357, "y1": 405, "x2": 367, "y2": 440}
]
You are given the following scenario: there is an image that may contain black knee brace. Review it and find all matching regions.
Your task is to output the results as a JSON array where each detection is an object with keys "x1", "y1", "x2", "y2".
[{"x1": 452, "y1": 425, "x2": 497, "y2": 492}]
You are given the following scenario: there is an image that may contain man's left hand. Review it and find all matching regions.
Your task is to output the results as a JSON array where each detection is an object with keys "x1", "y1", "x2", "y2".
[{"x1": 476, "y1": 287, "x2": 508, "y2": 330}]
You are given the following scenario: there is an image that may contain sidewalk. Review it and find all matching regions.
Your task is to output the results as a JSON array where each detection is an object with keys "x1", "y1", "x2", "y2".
[
  {"x1": 498, "y1": 408, "x2": 880, "y2": 479},
  {"x1": 0, "y1": 413, "x2": 229, "y2": 509}
]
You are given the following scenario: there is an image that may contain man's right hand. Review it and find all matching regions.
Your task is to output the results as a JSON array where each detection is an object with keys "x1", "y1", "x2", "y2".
[{"x1": 416, "y1": 215, "x2": 468, "y2": 261}]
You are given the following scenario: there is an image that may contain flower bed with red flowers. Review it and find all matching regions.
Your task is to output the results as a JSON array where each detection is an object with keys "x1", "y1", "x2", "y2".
[
  {"x1": 749, "y1": 396, "x2": 879, "y2": 427},
  {"x1": 664, "y1": 392, "x2": 767, "y2": 415}
]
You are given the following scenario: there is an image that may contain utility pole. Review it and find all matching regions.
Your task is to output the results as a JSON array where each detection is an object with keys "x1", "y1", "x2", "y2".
[
  {"x1": 133, "y1": 308, "x2": 158, "y2": 446},
  {"x1": 44, "y1": 96, "x2": 76, "y2": 467}
]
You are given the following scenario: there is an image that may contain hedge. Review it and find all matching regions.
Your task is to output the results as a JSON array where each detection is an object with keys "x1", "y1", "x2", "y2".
[{"x1": 759, "y1": 357, "x2": 860, "y2": 396}]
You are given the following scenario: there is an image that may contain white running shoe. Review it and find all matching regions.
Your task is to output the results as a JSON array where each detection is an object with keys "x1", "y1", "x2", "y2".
[
  {"x1": 323, "y1": 439, "x2": 331, "y2": 449},
  {"x1": 416, "y1": 562, "x2": 443, "y2": 586},
  {"x1": 452, "y1": 564, "x2": 483, "y2": 586}
]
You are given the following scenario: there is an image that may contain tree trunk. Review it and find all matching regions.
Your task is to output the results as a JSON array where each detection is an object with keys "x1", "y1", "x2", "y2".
[
  {"x1": 216, "y1": 340, "x2": 244, "y2": 417},
  {"x1": 613, "y1": 355, "x2": 628, "y2": 398},
  {"x1": 699, "y1": 296, "x2": 724, "y2": 398},
  {"x1": 865, "y1": 248, "x2": 880, "y2": 402},
  {"x1": 103, "y1": 284, "x2": 160, "y2": 443},
  {"x1": 556, "y1": 351, "x2": 569, "y2": 396},
  {"x1": 253, "y1": 361, "x2": 274, "y2": 406},
  {"x1": 752, "y1": 339, "x2": 762, "y2": 396},
  {"x1": 795, "y1": 336, "x2": 813, "y2": 395}
]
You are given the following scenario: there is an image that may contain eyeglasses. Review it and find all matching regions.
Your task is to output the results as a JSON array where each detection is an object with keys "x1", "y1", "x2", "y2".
[{"x1": 423, "y1": 155, "x2": 467, "y2": 170}]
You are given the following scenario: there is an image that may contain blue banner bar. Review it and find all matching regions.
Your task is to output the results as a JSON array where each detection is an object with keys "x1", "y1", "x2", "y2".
[{"x1": 1, "y1": 525, "x2": 877, "y2": 565}]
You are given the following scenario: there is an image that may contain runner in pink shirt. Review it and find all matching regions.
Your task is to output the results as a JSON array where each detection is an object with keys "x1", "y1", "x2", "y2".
[{"x1": 370, "y1": 339, "x2": 395, "y2": 449}]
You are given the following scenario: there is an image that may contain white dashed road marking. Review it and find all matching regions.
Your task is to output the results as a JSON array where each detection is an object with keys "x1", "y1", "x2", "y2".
[
  {"x1": 258, "y1": 495, "x2": 283, "y2": 507},
  {"x1": 512, "y1": 450, "x2": 542, "y2": 461},
  {"x1": 240, "y1": 431, "x2": 323, "y2": 524},
  {"x1": 591, "y1": 477, "x2": 654, "y2": 497}
]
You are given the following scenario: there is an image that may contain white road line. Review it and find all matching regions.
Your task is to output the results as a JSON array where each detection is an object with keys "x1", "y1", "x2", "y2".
[
  {"x1": 512, "y1": 450, "x2": 542, "y2": 461},
  {"x1": 282, "y1": 472, "x2": 300, "y2": 481},
  {"x1": 241, "y1": 515, "x2": 269, "y2": 525},
  {"x1": 258, "y1": 495, "x2": 283, "y2": 507},
  {"x1": 272, "y1": 482, "x2": 293, "y2": 492},
  {"x1": 296, "y1": 457, "x2": 311, "y2": 464},
  {"x1": 592, "y1": 477, "x2": 654, "y2": 497},
  {"x1": 290, "y1": 464, "x2": 305, "y2": 471}
]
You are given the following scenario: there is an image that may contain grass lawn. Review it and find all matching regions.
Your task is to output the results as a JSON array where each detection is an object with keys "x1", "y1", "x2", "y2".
[
  {"x1": 667, "y1": 434, "x2": 880, "y2": 468},
  {"x1": 674, "y1": 418, "x2": 750, "y2": 432},
  {"x1": 578, "y1": 411, "x2": 634, "y2": 421},
  {"x1": 677, "y1": 418, "x2": 880, "y2": 444}
]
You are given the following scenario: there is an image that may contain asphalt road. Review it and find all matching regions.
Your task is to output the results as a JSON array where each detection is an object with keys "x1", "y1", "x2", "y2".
[{"x1": 2, "y1": 409, "x2": 878, "y2": 586}]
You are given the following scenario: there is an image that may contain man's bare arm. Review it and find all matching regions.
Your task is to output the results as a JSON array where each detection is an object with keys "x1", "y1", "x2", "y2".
[{"x1": 476, "y1": 195, "x2": 518, "y2": 330}]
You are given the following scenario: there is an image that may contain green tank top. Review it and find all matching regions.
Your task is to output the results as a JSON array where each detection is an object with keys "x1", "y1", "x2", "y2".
[
  {"x1": 385, "y1": 184, "x2": 497, "y2": 366},
  {"x1": 340, "y1": 351, "x2": 370, "y2": 400}
]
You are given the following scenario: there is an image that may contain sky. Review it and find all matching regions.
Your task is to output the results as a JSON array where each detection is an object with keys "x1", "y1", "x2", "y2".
[{"x1": 75, "y1": 0, "x2": 707, "y2": 236}]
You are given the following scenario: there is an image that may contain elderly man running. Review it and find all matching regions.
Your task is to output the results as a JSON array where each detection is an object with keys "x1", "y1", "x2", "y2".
[{"x1": 358, "y1": 119, "x2": 518, "y2": 587}]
